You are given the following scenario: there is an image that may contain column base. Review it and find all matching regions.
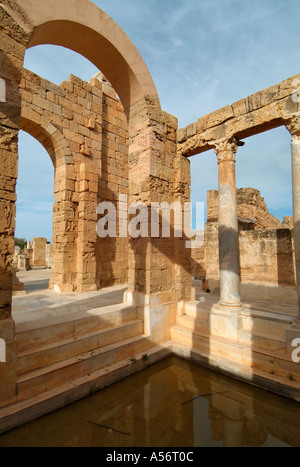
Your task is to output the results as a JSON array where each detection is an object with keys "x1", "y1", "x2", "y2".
[
  {"x1": 210, "y1": 303, "x2": 243, "y2": 340},
  {"x1": 0, "y1": 318, "x2": 17, "y2": 409},
  {"x1": 219, "y1": 301, "x2": 244, "y2": 313},
  {"x1": 124, "y1": 289, "x2": 178, "y2": 344}
]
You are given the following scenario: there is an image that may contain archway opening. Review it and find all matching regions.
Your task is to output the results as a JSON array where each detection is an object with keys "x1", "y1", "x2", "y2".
[
  {"x1": 235, "y1": 126, "x2": 295, "y2": 293},
  {"x1": 13, "y1": 130, "x2": 54, "y2": 299},
  {"x1": 188, "y1": 125, "x2": 294, "y2": 299}
]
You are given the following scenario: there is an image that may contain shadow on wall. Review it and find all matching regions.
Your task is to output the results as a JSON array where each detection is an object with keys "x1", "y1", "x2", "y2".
[{"x1": 277, "y1": 228, "x2": 296, "y2": 286}]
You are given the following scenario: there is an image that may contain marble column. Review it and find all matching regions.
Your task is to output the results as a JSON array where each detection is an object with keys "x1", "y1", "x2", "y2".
[
  {"x1": 285, "y1": 116, "x2": 300, "y2": 326},
  {"x1": 214, "y1": 137, "x2": 243, "y2": 310}
]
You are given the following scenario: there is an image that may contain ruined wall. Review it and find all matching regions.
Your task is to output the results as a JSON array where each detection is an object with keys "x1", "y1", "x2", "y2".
[
  {"x1": 240, "y1": 228, "x2": 295, "y2": 286},
  {"x1": 20, "y1": 69, "x2": 129, "y2": 290},
  {"x1": 204, "y1": 222, "x2": 296, "y2": 287},
  {"x1": 191, "y1": 243, "x2": 206, "y2": 278},
  {"x1": 25, "y1": 238, "x2": 52, "y2": 268},
  {"x1": 194, "y1": 189, "x2": 296, "y2": 288},
  {"x1": 96, "y1": 74, "x2": 129, "y2": 287},
  {"x1": 0, "y1": 0, "x2": 191, "y2": 411},
  {"x1": 31, "y1": 237, "x2": 47, "y2": 268},
  {"x1": 207, "y1": 188, "x2": 282, "y2": 229}
]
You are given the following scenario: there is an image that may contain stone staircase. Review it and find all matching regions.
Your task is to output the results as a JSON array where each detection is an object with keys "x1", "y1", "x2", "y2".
[
  {"x1": 16, "y1": 304, "x2": 148, "y2": 401},
  {"x1": 171, "y1": 294, "x2": 300, "y2": 401},
  {"x1": 0, "y1": 301, "x2": 172, "y2": 434}
]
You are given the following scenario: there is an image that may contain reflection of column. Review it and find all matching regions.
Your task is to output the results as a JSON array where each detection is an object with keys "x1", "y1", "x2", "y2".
[
  {"x1": 223, "y1": 418, "x2": 244, "y2": 447},
  {"x1": 285, "y1": 117, "x2": 300, "y2": 325},
  {"x1": 214, "y1": 137, "x2": 244, "y2": 310}
]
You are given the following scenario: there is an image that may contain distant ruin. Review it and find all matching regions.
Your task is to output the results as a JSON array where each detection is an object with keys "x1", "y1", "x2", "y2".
[
  {"x1": 192, "y1": 188, "x2": 297, "y2": 304},
  {"x1": 13, "y1": 237, "x2": 52, "y2": 271}
]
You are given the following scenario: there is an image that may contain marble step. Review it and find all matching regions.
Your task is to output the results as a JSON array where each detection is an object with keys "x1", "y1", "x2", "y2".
[
  {"x1": 171, "y1": 325, "x2": 300, "y2": 381},
  {"x1": 172, "y1": 342, "x2": 300, "y2": 403},
  {"x1": 238, "y1": 329, "x2": 286, "y2": 351},
  {"x1": 177, "y1": 314, "x2": 288, "y2": 351},
  {"x1": 183, "y1": 301, "x2": 212, "y2": 322},
  {"x1": 17, "y1": 319, "x2": 144, "y2": 375},
  {"x1": 16, "y1": 303, "x2": 138, "y2": 353},
  {"x1": 0, "y1": 343, "x2": 173, "y2": 435},
  {"x1": 241, "y1": 308, "x2": 293, "y2": 342},
  {"x1": 176, "y1": 315, "x2": 210, "y2": 334},
  {"x1": 182, "y1": 302, "x2": 293, "y2": 344},
  {"x1": 17, "y1": 334, "x2": 151, "y2": 402}
]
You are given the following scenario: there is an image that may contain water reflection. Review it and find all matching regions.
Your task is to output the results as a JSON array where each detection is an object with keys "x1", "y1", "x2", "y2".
[{"x1": 0, "y1": 357, "x2": 299, "y2": 447}]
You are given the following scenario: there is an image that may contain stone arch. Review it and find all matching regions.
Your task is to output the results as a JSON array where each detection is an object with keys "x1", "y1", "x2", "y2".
[
  {"x1": 16, "y1": 0, "x2": 161, "y2": 116},
  {"x1": 0, "y1": 0, "x2": 185, "y2": 359},
  {"x1": 21, "y1": 111, "x2": 73, "y2": 168},
  {"x1": 19, "y1": 111, "x2": 77, "y2": 293},
  {"x1": 13, "y1": 0, "x2": 170, "y2": 293}
]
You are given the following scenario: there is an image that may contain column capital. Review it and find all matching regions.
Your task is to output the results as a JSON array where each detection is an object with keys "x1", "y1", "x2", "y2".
[
  {"x1": 214, "y1": 136, "x2": 244, "y2": 164},
  {"x1": 285, "y1": 115, "x2": 300, "y2": 137}
]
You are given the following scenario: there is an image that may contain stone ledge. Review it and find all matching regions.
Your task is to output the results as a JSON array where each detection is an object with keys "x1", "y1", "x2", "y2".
[
  {"x1": 172, "y1": 342, "x2": 300, "y2": 403},
  {"x1": 0, "y1": 343, "x2": 173, "y2": 435}
]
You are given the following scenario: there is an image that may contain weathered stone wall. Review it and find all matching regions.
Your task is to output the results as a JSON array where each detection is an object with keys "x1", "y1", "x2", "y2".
[
  {"x1": 0, "y1": 0, "x2": 32, "y2": 408},
  {"x1": 194, "y1": 189, "x2": 296, "y2": 289},
  {"x1": 26, "y1": 238, "x2": 52, "y2": 268},
  {"x1": 240, "y1": 228, "x2": 295, "y2": 286},
  {"x1": 207, "y1": 188, "x2": 283, "y2": 229},
  {"x1": 204, "y1": 221, "x2": 296, "y2": 287},
  {"x1": 0, "y1": 0, "x2": 191, "y2": 410},
  {"x1": 18, "y1": 68, "x2": 190, "y2": 344},
  {"x1": 95, "y1": 73, "x2": 129, "y2": 287},
  {"x1": 31, "y1": 237, "x2": 47, "y2": 268},
  {"x1": 191, "y1": 243, "x2": 206, "y2": 278},
  {"x1": 20, "y1": 68, "x2": 102, "y2": 292},
  {"x1": 20, "y1": 69, "x2": 130, "y2": 290}
]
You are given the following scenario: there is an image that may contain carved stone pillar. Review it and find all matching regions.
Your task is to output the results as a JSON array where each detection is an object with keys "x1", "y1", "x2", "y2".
[
  {"x1": 214, "y1": 137, "x2": 243, "y2": 310},
  {"x1": 285, "y1": 116, "x2": 300, "y2": 327}
]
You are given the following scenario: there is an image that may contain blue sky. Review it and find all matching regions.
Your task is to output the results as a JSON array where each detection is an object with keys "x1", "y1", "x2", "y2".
[{"x1": 16, "y1": 0, "x2": 299, "y2": 240}]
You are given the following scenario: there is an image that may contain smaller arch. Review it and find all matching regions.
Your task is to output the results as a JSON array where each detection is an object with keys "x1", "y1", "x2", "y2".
[
  {"x1": 17, "y1": 0, "x2": 161, "y2": 116},
  {"x1": 21, "y1": 108, "x2": 73, "y2": 168}
]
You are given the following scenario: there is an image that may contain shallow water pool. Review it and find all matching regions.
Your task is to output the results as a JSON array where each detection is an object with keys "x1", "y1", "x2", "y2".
[{"x1": 0, "y1": 357, "x2": 299, "y2": 447}]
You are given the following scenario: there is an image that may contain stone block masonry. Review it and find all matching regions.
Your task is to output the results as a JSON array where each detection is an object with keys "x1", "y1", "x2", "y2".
[
  {"x1": 193, "y1": 188, "x2": 297, "y2": 294},
  {"x1": 0, "y1": 0, "x2": 191, "y2": 418},
  {"x1": 20, "y1": 69, "x2": 130, "y2": 292}
]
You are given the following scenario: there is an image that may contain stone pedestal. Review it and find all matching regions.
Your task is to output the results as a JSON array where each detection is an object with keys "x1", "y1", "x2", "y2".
[
  {"x1": 124, "y1": 289, "x2": 178, "y2": 344},
  {"x1": 0, "y1": 319, "x2": 17, "y2": 408},
  {"x1": 210, "y1": 303, "x2": 243, "y2": 340}
]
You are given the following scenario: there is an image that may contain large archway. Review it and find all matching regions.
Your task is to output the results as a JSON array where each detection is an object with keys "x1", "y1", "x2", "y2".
[
  {"x1": 0, "y1": 0, "x2": 188, "y2": 408},
  {"x1": 17, "y1": 0, "x2": 160, "y2": 114},
  {"x1": 21, "y1": 109, "x2": 77, "y2": 293}
]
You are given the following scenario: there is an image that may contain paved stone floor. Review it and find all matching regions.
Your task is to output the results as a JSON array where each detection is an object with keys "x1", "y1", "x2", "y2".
[
  {"x1": 12, "y1": 271, "x2": 297, "y2": 332},
  {"x1": 13, "y1": 270, "x2": 127, "y2": 329},
  {"x1": 193, "y1": 281, "x2": 297, "y2": 317}
]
